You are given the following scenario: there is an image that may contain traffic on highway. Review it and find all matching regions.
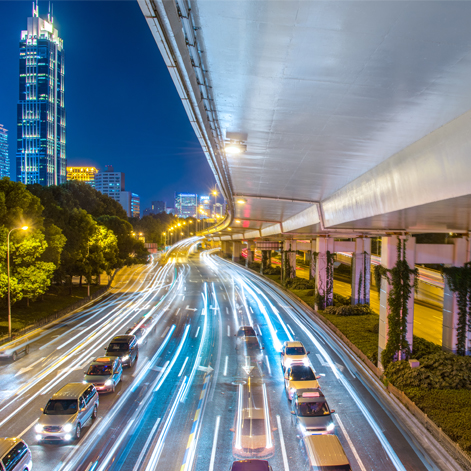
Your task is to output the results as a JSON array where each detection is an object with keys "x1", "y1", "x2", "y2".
[{"x1": 0, "y1": 244, "x2": 443, "y2": 471}]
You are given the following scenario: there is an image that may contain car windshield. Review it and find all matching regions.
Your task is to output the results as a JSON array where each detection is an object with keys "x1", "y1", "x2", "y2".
[
  {"x1": 297, "y1": 401, "x2": 330, "y2": 416},
  {"x1": 238, "y1": 327, "x2": 256, "y2": 337},
  {"x1": 44, "y1": 399, "x2": 78, "y2": 415},
  {"x1": 241, "y1": 418, "x2": 266, "y2": 437},
  {"x1": 290, "y1": 366, "x2": 316, "y2": 381},
  {"x1": 107, "y1": 343, "x2": 128, "y2": 352},
  {"x1": 87, "y1": 364, "x2": 112, "y2": 375},
  {"x1": 286, "y1": 347, "x2": 305, "y2": 355}
]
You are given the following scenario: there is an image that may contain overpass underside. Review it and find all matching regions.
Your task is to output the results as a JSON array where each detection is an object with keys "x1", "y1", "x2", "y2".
[{"x1": 139, "y1": 0, "x2": 471, "y2": 360}]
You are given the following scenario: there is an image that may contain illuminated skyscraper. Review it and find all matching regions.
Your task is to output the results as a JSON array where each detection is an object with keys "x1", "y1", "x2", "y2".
[
  {"x1": 16, "y1": 2, "x2": 66, "y2": 186},
  {"x1": 0, "y1": 125, "x2": 8, "y2": 179}
]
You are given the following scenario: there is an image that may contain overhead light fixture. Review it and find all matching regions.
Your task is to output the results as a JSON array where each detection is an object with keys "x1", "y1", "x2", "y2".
[
  {"x1": 235, "y1": 219, "x2": 241, "y2": 223},
  {"x1": 228, "y1": 228, "x2": 232, "y2": 231},
  {"x1": 224, "y1": 140, "x2": 247, "y2": 155},
  {"x1": 236, "y1": 198, "x2": 246, "y2": 204}
]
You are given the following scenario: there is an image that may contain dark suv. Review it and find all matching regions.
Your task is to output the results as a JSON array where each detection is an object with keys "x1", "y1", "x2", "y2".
[{"x1": 105, "y1": 335, "x2": 138, "y2": 367}]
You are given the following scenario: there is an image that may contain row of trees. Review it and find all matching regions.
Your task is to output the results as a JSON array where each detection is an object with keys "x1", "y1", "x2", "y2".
[{"x1": 0, "y1": 178, "x2": 149, "y2": 307}]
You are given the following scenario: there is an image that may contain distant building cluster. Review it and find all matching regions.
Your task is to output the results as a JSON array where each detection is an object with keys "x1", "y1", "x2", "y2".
[{"x1": 66, "y1": 167, "x2": 98, "y2": 187}]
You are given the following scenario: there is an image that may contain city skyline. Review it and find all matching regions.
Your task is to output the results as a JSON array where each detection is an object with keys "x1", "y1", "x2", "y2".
[{"x1": 0, "y1": 1, "x2": 215, "y2": 210}]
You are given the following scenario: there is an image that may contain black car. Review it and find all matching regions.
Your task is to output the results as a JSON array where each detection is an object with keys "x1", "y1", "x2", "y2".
[
  {"x1": 125, "y1": 327, "x2": 147, "y2": 345},
  {"x1": 104, "y1": 335, "x2": 139, "y2": 367}
]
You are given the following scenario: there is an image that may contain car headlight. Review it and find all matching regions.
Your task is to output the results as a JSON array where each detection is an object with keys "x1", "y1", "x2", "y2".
[
  {"x1": 122, "y1": 355, "x2": 129, "y2": 361},
  {"x1": 105, "y1": 379, "x2": 113, "y2": 386},
  {"x1": 82, "y1": 380, "x2": 88, "y2": 384},
  {"x1": 64, "y1": 434, "x2": 72, "y2": 441},
  {"x1": 299, "y1": 424, "x2": 306, "y2": 434},
  {"x1": 290, "y1": 387, "x2": 296, "y2": 393},
  {"x1": 327, "y1": 422, "x2": 335, "y2": 432},
  {"x1": 285, "y1": 358, "x2": 292, "y2": 366},
  {"x1": 35, "y1": 424, "x2": 43, "y2": 433},
  {"x1": 63, "y1": 423, "x2": 73, "y2": 432},
  {"x1": 303, "y1": 358, "x2": 310, "y2": 366}
]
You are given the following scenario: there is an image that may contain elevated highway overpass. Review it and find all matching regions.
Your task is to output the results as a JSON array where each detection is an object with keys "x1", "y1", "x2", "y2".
[{"x1": 139, "y1": 0, "x2": 471, "y2": 359}]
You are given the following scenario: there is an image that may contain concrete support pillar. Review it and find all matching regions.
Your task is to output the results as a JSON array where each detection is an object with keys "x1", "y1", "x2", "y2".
[
  {"x1": 221, "y1": 241, "x2": 231, "y2": 257},
  {"x1": 315, "y1": 238, "x2": 335, "y2": 309},
  {"x1": 232, "y1": 241, "x2": 242, "y2": 263},
  {"x1": 246, "y1": 241, "x2": 254, "y2": 267},
  {"x1": 378, "y1": 236, "x2": 415, "y2": 370},
  {"x1": 442, "y1": 238, "x2": 469, "y2": 354},
  {"x1": 260, "y1": 250, "x2": 272, "y2": 274},
  {"x1": 351, "y1": 238, "x2": 371, "y2": 305},
  {"x1": 283, "y1": 240, "x2": 297, "y2": 279},
  {"x1": 309, "y1": 240, "x2": 316, "y2": 281},
  {"x1": 304, "y1": 251, "x2": 311, "y2": 264}
]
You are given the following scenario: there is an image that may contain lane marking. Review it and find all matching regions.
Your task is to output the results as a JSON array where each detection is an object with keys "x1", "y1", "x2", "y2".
[
  {"x1": 265, "y1": 355, "x2": 272, "y2": 375},
  {"x1": 131, "y1": 418, "x2": 161, "y2": 471},
  {"x1": 161, "y1": 326, "x2": 170, "y2": 338},
  {"x1": 276, "y1": 415, "x2": 290, "y2": 471},
  {"x1": 286, "y1": 323, "x2": 295, "y2": 336},
  {"x1": 316, "y1": 353, "x2": 329, "y2": 367},
  {"x1": 227, "y1": 325, "x2": 230, "y2": 337},
  {"x1": 335, "y1": 414, "x2": 367, "y2": 471},
  {"x1": 208, "y1": 416, "x2": 221, "y2": 471},
  {"x1": 19, "y1": 418, "x2": 38, "y2": 438},
  {"x1": 223, "y1": 356, "x2": 228, "y2": 376},
  {"x1": 195, "y1": 326, "x2": 200, "y2": 338},
  {"x1": 178, "y1": 357, "x2": 189, "y2": 377},
  {"x1": 176, "y1": 308, "x2": 181, "y2": 315}
]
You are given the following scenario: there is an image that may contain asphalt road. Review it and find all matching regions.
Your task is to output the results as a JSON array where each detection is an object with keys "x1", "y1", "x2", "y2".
[{"x1": 0, "y1": 246, "x2": 447, "y2": 471}]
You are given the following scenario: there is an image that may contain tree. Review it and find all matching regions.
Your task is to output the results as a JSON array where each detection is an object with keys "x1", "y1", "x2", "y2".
[{"x1": 84, "y1": 225, "x2": 119, "y2": 282}]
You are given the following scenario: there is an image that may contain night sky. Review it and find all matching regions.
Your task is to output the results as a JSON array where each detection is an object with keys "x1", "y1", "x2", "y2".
[{"x1": 0, "y1": 1, "x2": 216, "y2": 211}]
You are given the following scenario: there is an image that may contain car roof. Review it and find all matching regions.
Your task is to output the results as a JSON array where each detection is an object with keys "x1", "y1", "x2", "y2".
[
  {"x1": 304, "y1": 435, "x2": 349, "y2": 466},
  {"x1": 52, "y1": 382, "x2": 89, "y2": 399},
  {"x1": 109, "y1": 335, "x2": 135, "y2": 343},
  {"x1": 0, "y1": 438, "x2": 23, "y2": 457},
  {"x1": 231, "y1": 460, "x2": 270, "y2": 471},
  {"x1": 242, "y1": 408, "x2": 265, "y2": 420},
  {"x1": 284, "y1": 341, "x2": 304, "y2": 347},
  {"x1": 295, "y1": 389, "x2": 325, "y2": 402}
]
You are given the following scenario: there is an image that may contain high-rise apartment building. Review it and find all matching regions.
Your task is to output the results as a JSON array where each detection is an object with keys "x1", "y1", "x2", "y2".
[
  {"x1": 120, "y1": 192, "x2": 140, "y2": 218},
  {"x1": 94, "y1": 166, "x2": 125, "y2": 202},
  {"x1": 17, "y1": 4, "x2": 66, "y2": 186},
  {"x1": 0, "y1": 125, "x2": 8, "y2": 179},
  {"x1": 66, "y1": 166, "x2": 98, "y2": 187},
  {"x1": 175, "y1": 193, "x2": 197, "y2": 218}
]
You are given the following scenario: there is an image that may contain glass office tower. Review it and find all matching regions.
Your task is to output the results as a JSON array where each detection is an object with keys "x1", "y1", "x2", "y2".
[
  {"x1": 16, "y1": 3, "x2": 66, "y2": 186},
  {"x1": 0, "y1": 125, "x2": 8, "y2": 179}
]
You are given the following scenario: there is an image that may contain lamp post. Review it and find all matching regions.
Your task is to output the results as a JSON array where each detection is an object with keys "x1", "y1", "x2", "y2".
[
  {"x1": 162, "y1": 232, "x2": 166, "y2": 248},
  {"x1": 7, "y1": 226, "x2": 28, "y2": 339}
]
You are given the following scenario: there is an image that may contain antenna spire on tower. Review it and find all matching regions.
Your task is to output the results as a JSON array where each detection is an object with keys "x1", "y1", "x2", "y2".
[{"x1": 48, "y1": 1, "x2": 51, "y2": 21}]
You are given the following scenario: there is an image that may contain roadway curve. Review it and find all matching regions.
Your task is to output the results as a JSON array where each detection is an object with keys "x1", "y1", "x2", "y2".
[{"x1": 0, "y1": 246, "x2": 454, "y2": 471}]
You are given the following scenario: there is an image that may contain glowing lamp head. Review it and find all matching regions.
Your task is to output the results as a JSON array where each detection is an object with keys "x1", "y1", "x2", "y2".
[
  {"x1": 21, "y1": 226, "x2": 29, "y2": 231},
  {"x1": 236, "y1": 198, "x2": 246, "y2": 205}
]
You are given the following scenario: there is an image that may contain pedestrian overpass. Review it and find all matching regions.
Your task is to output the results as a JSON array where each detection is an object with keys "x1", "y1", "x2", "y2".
[{"x1": 139, "y1": 0, "x2": 471, "y2": 363}]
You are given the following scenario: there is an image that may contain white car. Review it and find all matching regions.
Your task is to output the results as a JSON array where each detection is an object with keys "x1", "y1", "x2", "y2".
[
  {"x1": 284, "y1": 365, "x2": 320, "y2": 401},
  {"x1": 280, "y1": 341, "x2": 310, "y2": 371}
]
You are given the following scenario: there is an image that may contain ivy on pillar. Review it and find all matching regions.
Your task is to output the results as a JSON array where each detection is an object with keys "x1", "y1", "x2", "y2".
[
  {"x1": 260, "y1": 250, "x2": 270, "y2": 274},
  {"x1": 246, "y1": 241, "x2": 254, "y2": 267},
  {"x1": 351, "y1": 238, "x2": 371, "y2": 305},
  {"x1": 314, "y1": 238, "x2": 334, "y2": 309},
  {"x1": 309, "y1": 240, "x2": 316, "y2": 281},
  {"x1": 442, "y1": 237, "x2": 471, "y2": 355},
  {"x1": 283, "y1": 240, "x2": 297, "y2": 279},
  {"x1": 376, "y1": 236, "x2": 417, "y2": 370}
]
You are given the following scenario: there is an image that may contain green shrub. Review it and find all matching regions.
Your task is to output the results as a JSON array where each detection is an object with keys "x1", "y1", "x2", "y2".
[
  {"x1": 248, "y1": 262, "x2": 261, "y2": 271},
  {"x1": 283, "y1": 277, "x2": 315, "y2": 290},
  {"x1": 322, "y1": 312, "x2": 379, "y2": 364},
  {"x1": 412, "y1": 336, "x2": 442, "y2": 359},
  {"x1": 367, "y1": 322, "x2": 379, "y2": 334},
  {"x1": 323, "y1": 304, "x2": 374, "y2": 316},
  {"x1": 385, "y1": 352, "x2": 471, "y2": 390},
  {"x1": 404, "y1": 388, "x2": 471, "y2": 453},
  {"x1": 264, "y1": 266, "x2": 281, "y2": 275},
  {"x1": 333, "y1": 293, "x2": 351, "y2": 306}
]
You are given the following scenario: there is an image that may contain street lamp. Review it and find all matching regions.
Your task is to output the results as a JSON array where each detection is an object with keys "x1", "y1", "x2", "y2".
[{"x1": 7, "y1": 226, "x2": 28, "y2": 339}]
